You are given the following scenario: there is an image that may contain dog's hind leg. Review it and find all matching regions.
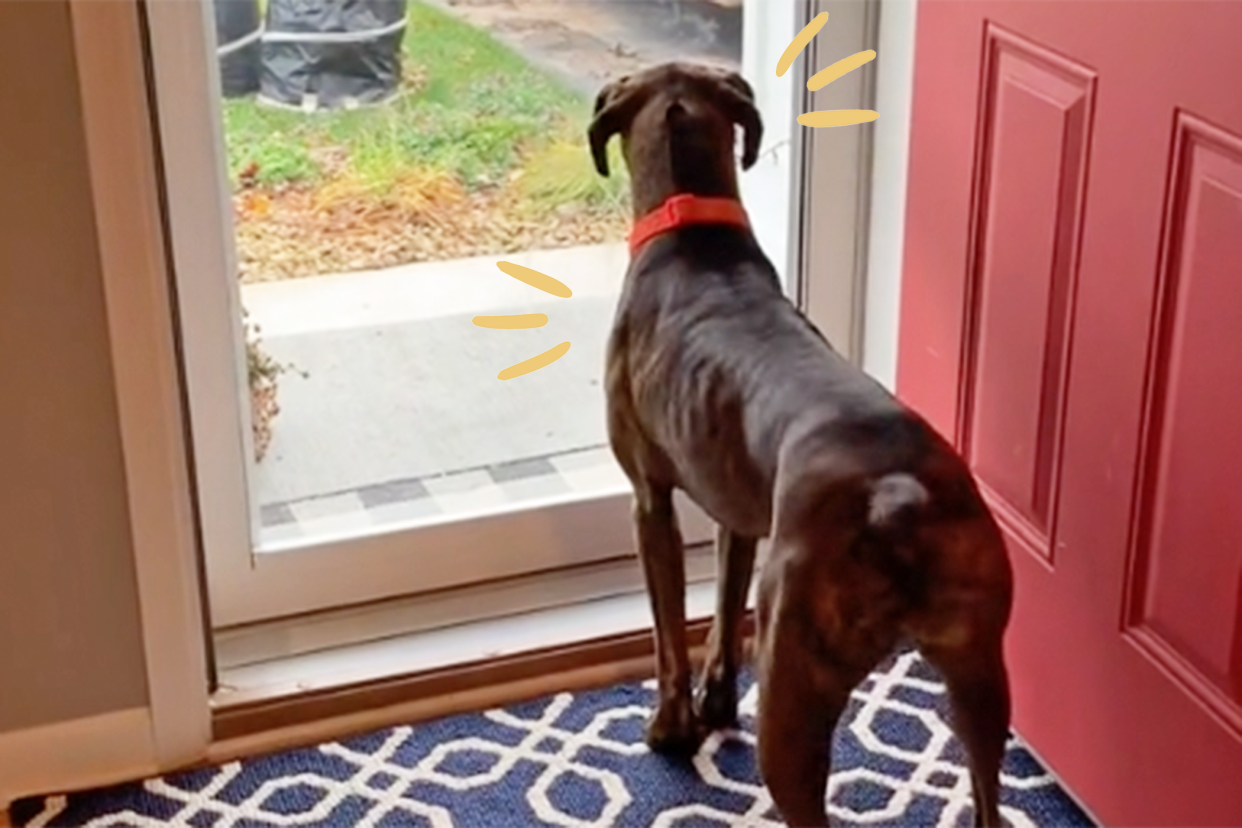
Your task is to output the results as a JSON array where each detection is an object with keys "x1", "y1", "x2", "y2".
[
  {"x1": 634, "y1": 484, "x2": 701, "y2": 755},
  {"x1": 918, "y1": 637, "x2": 1011, "y2": 828},
  {"x1": 695, "y1": 526, "x2": 757, "y2": 730},
  {"x1": 755, "y1": 662, "x2": 839, "y2": 827},
  {"x1": 754, "y1": 599, "x2": 858, "y2": 828},
  {"x1": 754, "y1": 561, "x2": 862, "y2": 828}
]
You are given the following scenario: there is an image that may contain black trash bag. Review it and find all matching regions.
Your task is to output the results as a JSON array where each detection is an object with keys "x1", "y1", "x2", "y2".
[
  {"x1": 213, "y1": 0, "x2": 263, "y2": 97},
  {"x1": 260, "y1": 0, "x2": 408, "y2": 111}
]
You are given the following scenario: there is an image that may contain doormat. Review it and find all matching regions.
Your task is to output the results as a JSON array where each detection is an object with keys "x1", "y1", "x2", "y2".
[{"x1": 13, "y1": 649, "x2": 1093, "y2": 827}]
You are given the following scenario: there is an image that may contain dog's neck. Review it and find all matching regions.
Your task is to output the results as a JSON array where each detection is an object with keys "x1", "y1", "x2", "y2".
[
  {"x1": 628, "y1": 193, "x2": 750, "y2": 253},
  {"x1": 629, "y1": 159, "x2": 741, "y2": 219},
  {"x1": 629, "y1": 121, "x2": 742, "y2": 217},
  {"x1": 631, "y1": 178, "x2": 740, "y2": 219},
  {"x1": 625, "y1": 117, "x2": 749, "y2": 251}
]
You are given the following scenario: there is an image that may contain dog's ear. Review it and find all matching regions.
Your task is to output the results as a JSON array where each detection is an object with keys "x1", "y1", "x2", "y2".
[
  {"x1": 710, "y1": 72, "x2": 764, "y2": 170},
  {"x1": 588, "y1": 76, "x2": 633, "y2": 178}
]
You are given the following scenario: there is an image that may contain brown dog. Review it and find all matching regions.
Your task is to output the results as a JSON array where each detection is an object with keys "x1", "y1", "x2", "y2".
[{"x1": 590, "y1": 62, "x2": 1014, "y2": 827}]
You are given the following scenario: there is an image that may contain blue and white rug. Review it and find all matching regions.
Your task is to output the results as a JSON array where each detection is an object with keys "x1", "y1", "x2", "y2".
[{"x1": 14, "y1": 650, "x2": 1092, "y2": 828}]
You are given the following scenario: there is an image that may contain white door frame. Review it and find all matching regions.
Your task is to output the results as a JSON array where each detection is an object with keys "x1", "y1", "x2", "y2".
[
  {"x1": 795, "y1": 0, "x2": 881, "y2": 362},
  {"x1": 143, "y1": 0, "x2": 700, "y2": 629},
  {"x1": 28, "y1": 0, "x2": 913, "y2": 795},
  {"x1": 794, "y1": 0, "x2": 916, "y2": 382},
  {"x1": 144, "y1": 0, "x2": 823, "y2": 630},
  {"x1": 861, "y1": 0, "x2": 918, "y2": 391},
  {"x1": 66, "y1": 0, "x2": 212, "y2": 772}
]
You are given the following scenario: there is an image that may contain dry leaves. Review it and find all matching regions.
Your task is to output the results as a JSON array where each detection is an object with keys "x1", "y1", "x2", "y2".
[
  {"x1": 243, "y1": 310, "x2": 286, "y2": 462},
  {"x1": 232, "y1": 178, "x2": 629, "y2": 283},
  {"x1": 250, "y1": 378, "x2": 279, "y2": 463}
]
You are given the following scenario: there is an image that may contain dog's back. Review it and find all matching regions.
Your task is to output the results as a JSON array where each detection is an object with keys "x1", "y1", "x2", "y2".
[{"x1": 608, "y1": 223, "x2": 953, "y2": 542}]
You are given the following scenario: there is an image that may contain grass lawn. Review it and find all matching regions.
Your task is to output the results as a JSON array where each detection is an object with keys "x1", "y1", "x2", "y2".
[{"x1": 227, "y1": 0, "x2": 630, "y2": 282}]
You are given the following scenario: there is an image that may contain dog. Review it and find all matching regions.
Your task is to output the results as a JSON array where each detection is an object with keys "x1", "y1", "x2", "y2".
[{"x1": 589, "y1": 62, "x2": 1015, "y2": 827}]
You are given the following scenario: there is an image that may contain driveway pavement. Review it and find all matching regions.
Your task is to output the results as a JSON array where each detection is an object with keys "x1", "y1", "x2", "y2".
[{"x1": 425, "y1": 0, "x2": 742, "y2": 96}]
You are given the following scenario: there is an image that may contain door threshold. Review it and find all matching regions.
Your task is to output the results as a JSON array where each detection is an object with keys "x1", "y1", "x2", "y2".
[
  {"x1": 214, "y1": 542, "x2": 720, "y2": 671},
  {"x1": 210, "y1": 582, "x2": 755, "y2": 763}
]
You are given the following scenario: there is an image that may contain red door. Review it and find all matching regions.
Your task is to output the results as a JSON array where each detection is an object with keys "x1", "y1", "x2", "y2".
[{"x1": 897, "y1": 2, "x2": 1242, "y2": 825}]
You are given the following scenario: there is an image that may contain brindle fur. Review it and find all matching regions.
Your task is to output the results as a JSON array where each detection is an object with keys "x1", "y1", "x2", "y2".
[{"x1": 591, "y1": 62, "x2": 1014, "y2": 828}]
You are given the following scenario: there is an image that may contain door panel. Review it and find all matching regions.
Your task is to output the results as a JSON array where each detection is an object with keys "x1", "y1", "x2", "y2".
[
  {"x1": 899, "y1": 3, "x2": 1242, "y2": 824},
  {"x1": 1127, "y1": 112, "x2": 1242, "y2": 723},
  {"x1": 960, "y1": 26, "x2": 1093, "y2": 560}
]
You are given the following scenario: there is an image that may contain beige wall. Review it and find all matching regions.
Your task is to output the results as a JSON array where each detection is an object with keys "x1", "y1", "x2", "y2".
[{"x1": 0, "y1": 0, "x2": 149, "y2": 731}]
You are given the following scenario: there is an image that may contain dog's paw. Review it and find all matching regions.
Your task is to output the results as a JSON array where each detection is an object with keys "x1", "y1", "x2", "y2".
[
  {"x1": 645, "y1": 698, "x2": 703, "y2": 756},
  {"x1": 694, "y1": 676, "x2": 739, "y2": 731}
]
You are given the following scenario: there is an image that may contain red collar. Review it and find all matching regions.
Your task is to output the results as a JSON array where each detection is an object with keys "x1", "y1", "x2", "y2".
[{"x1": 628, "y1": 194, "x2": 750, "y2": 254}]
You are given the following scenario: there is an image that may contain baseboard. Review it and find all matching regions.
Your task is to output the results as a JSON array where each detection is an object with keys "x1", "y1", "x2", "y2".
[
  {"x1": 0, "y1": 707, "x2": 157, "y2": 810},
  {"x1": 0, "y1": 617, "x2": 757, "y2": 810}
]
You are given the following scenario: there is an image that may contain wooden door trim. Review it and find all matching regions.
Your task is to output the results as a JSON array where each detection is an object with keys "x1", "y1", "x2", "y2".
[{"x1": 209, "y1": 614, "x2": 756, "y2": 764}]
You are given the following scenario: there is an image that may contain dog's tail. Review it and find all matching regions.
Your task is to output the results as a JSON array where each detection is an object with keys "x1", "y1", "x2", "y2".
[{"x1": 865, "y1": 472, "x2": 931, "y2": 538}]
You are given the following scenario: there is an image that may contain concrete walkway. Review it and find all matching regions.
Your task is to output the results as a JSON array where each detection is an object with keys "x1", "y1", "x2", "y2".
[{"x1": 241, "y1": 243, "x2": 628, "y2": 509}]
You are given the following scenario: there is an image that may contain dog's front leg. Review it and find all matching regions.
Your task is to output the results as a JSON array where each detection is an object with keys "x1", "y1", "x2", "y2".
[
  {"x1": 634, "y1": 485, "x2": 701, "y2": 755},
  {"x1": 696, "y1": 526, "x2": 757, "y2": 729}
]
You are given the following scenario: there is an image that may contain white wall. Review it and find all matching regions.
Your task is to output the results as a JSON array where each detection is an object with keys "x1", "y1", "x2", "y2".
[
  {"x1": 0, "y1": 0, "x2": 149, "y2": 737},
  {"x1": 0, "y1": 0, "x2": 162, "y2": 808}
]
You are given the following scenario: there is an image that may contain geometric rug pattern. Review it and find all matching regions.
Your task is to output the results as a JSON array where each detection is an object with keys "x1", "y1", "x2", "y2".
[{"x1": 13, "y1": 649, "x2": 1094, "y2": 828}]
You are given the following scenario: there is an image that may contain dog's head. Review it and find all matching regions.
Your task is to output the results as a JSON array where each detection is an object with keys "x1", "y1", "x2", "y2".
[{"x1": 587, "y1": 62, "x2": 763, "y2": 187}]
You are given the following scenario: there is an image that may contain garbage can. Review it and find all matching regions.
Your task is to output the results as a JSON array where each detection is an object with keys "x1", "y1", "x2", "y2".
[
  {"x1": 260, "y1": 0, "x2": 409, "y2": 111},
  {"x1": 213, "y1": 0, "x2": 263, "y2": 97}
]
